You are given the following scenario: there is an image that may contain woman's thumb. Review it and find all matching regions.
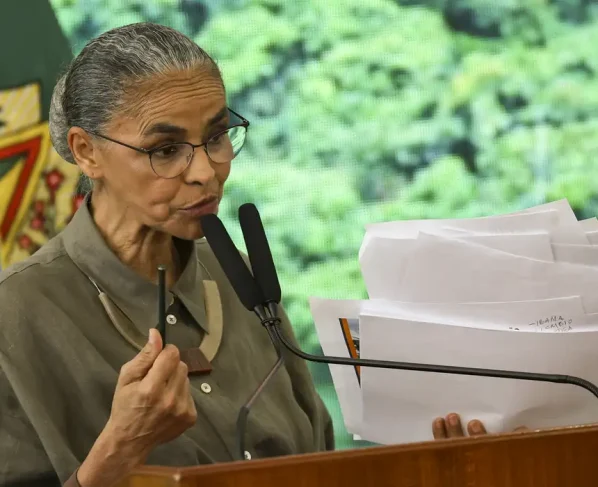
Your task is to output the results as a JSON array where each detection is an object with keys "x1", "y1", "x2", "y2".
[
  {"x1": 117, "y1": 329, "x2": 163, "y2": 385},
  {"x1": 145, "y1": 329, "x2": 163, "y2": 354},
  {"x1": 136, "y1": 329, "x2": 162, "y2": 365}
]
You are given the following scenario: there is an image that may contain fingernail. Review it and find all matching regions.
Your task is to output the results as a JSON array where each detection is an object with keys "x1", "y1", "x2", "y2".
[
  {"x1": 471, "y1": 421, "x2": 482, "y2": 434},
  {"x1": 449, "y1": 414, "x2": 459, "y2": 426},
  {"x1": 148, "y1": 329, "x2": 157, "y2": 346}
]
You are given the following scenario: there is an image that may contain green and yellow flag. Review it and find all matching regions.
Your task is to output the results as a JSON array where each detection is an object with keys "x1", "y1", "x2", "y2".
[{"x1": 0, "y1": 0, "x2": 80, "y2": 268}]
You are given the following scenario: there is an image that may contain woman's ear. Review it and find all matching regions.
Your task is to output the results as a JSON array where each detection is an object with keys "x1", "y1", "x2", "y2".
[{"x1": 68, "y1": 127, "x2": 104, "y2": 180}]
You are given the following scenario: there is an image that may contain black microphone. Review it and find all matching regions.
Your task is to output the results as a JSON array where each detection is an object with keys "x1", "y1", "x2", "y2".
[
  {"x1": 200, "y1": 213, "x2": 285, "y2": 462},
  {"x1": 233, "y1": 205, "x2": 598, "y2": 401},
  {"x1": 239, "y1": 203, "x2": 281, "y2": 318},
  {"x1": 200, "y1": 213, "x2": 266, "y2": 316}
]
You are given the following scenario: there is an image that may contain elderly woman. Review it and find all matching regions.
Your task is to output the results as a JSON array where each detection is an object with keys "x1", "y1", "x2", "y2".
[{"x1": 0, "y1": 23, "x2": 484, "y2": 487}]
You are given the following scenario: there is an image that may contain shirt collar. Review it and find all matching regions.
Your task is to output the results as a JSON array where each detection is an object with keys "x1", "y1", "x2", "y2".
[{"x1": 62, "y1": 197, "x2": 208, "y2": 335}]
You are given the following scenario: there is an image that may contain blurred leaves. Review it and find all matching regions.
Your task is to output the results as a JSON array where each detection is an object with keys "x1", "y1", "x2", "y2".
[
  {"x1": 197, "y1": 5, "x2": 300, "y2": 94},
  {"x1": 51, "y1": 0, "x2": 190, "y2": 52}
]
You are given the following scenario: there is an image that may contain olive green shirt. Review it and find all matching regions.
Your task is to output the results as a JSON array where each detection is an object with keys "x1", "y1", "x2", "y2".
[{"x1": 0, "y1": 200, "x2": 334, "y2": 486}]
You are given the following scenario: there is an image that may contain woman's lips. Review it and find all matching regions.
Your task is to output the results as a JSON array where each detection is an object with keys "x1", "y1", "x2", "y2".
[{"x1": 179, "y1": 198, "x2": 219, "y2": 217}]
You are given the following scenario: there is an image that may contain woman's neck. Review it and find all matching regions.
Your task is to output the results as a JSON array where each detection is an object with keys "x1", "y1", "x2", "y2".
[{"x1": 89, "y1": 193, "x2": 180, "y2": 287}]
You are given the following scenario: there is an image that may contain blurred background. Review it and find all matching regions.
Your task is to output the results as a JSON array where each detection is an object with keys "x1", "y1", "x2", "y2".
[{"x1": 2, "y1": 0, "x2": 598, "y2": 449}]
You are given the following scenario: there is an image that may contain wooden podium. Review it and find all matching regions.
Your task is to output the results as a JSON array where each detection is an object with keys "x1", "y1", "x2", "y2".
[{"x1": 120, "y1": 425, "x2": 598, "y2": 487}]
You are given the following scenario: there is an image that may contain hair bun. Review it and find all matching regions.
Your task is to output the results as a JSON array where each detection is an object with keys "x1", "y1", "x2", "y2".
[{"x1": 49, "y1": 73, "x2": 75, "y2": 163}]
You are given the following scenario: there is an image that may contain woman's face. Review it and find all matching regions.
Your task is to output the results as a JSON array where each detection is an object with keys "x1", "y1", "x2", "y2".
[{"x1": 87, "y1": 68, "x2": 230, "y2": 240}]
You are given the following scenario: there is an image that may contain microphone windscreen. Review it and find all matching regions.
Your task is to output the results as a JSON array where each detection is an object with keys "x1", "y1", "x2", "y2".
[
  {"x1": 238, "y1": 203, "x2": 282, "y2": 304},
  {"x1": 200, "y1": 213, "x2": 264, "y2": 311}
]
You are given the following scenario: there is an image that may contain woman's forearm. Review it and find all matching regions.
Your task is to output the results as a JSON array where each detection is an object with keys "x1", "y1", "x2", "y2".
[{"x1": 74, "y1": 422, "x2": 148, "y2": 487}]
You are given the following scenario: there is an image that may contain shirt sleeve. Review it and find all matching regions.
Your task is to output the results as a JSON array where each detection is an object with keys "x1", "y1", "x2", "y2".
[
  {"x1": 0, "y1": 369, "x2": 62, "y2": 487},
  {"x1": 0, "y1": 277, "x2": 85, "y2": 485}
]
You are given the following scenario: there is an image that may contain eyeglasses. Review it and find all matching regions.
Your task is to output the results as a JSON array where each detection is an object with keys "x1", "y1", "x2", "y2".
[{"x1": 86, "y1": 108, "x2": 249, "y2": 179}]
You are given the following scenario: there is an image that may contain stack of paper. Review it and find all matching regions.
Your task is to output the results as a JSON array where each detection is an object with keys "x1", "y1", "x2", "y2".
[{"x1": 311, "y1": 200, "x2": 598, "y2": 445}]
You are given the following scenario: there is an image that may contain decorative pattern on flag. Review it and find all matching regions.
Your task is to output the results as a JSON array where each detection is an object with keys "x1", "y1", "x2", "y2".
[{"x1": 0, "y1": 2, "x2": 80, "y2": 269}]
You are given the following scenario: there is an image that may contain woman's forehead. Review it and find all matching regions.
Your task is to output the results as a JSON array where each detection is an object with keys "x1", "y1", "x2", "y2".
[
  {"x1": 119, "y1": 69, "x2": 226, "y2": 135},
  {"x1": 139, "y1": 107, "x2": 229, "y2": 139}
]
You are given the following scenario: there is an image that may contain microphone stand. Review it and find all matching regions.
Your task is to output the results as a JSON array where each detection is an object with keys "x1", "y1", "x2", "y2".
[
  {"x1": 235, "y1": 309, "x2": 285, "y2": 461},
  {"x1": 261, "y1": 302, "x2": 598, "y2": 400}
]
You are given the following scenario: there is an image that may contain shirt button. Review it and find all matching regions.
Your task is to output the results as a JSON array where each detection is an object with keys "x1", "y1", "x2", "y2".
[
  {"x1": 244, "y1": 451, "x2": 252, "y2": 460},
  {"x1": 166, "y1": 314, "x2": 177, "y2": 325},
  {"x1": 200, "y1": 383, "x2": 212, "y2": 394}
]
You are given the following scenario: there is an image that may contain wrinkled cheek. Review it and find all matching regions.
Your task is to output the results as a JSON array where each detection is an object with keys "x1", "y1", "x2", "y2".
[
  {"x1": 144, "y1": 182, "x2": 181, "y2": 212},
  {"x1": 145, "y1": 192, "x2": 180, "y2": 223},
  {"x1": 217, "y1": 164, "x2": 231, "y2": 192},
  {"x1": 218, "y1": 162, "x2": 232, "y2": 181},
  {"x1": 152, "y1": 204, "x2": 175, "y2": 223}
]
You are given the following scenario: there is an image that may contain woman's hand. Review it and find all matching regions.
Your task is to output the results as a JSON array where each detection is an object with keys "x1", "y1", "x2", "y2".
[
  {"x1": 106, "y1": 329, "x2": 197, "y2": 448},
  {"x1": 432, "y1": 413, "x2": 487, "y2": 439},
  {"x1": 432, "y1": 413, "x2": 529, "y2": 439},
  {"x1": 77, "y1": 329, "x2": 197, "y2": 487}
]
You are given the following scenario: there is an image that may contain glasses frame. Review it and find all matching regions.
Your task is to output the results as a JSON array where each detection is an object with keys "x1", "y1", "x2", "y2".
[{"x1": 85, "y1": 108, "x2": 250, "y2": 179}]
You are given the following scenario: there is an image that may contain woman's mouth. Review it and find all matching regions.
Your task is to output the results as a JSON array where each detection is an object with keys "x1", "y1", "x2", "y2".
[{"x1": 179, "y1": 197, "x2": 219, "y2": 218}]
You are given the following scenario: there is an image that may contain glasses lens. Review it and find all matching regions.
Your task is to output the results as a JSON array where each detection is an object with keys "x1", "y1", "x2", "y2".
[
  {"x1": 150, "y1": 143, "x2": 194, "y2": 178},
  {"x1": 206, "y1": 126, "x2": 247, "y2": 163}
]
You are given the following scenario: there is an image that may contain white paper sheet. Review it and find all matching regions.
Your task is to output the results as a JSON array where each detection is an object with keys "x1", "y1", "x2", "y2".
[
  {"x1": 518, "y1": 201, "x2": 587, "y2": 245},
  {"x1": 396, "y1": 233, "x2": 598, "y2": 313},
  {"x1": 364, "y1": 297, "x2": 587, "y2": 332},
  {"x1": 359, "y1": 313, "x2": 598, "y2": 445},
  {"x1": 439, "y1": 233, "x2": 554, "y2": 261},
  {"x1": 364, "y1": 209, "x2": 559, "y2": 241},
  {"x1": 582, "y1": 313, "x2": 598, "y2": 330},
  {"x1": 310, "y1": 296, "x2": 589, "y2": 438},
  {"x1": 362, "y1": 199, "x2": 588, "y2": 249},
  {"x1": 315, "y1": 198, "x2": 598, "y2": 446},
  {"x1": 309, "y1": 298, "x2": 363, "y2": 434},
  {"x1": 580, "y1": 218, "x2": 598, "y2": 232},
  {"x1": 361, "y1": 232, "x2": 555, "y2": 299},
  {"x1": 363, "y1": 234, "x2": 555, "y2": 301},
  {"x1": 551, "y1": 244, "x2": 598, "y2": 266}
]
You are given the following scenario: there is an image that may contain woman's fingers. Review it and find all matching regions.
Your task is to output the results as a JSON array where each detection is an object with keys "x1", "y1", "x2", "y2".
[
  {"x1": 167, "y1": 361, "x2": 189, "y2": 394},
  {"x1": 143, "y1": 345, "x2": 181, "y2": 385},
  {"x1": 433, "y1": 414, "x2": 466, "y2": 439},
  {"x1": 168, "y1": 362, "x2": 197, "y2": 423},
  {"x1": 445, "y1": 413, "x2": 465, "y2": 438},
  {"x1": 467, "y1": 419, "x2": 487, "y2": 436},
  {"x1": 432, "y1": 417, "x2": 447, "y2": 439},
  {"x1": 433, "y1": 415, "x2": 530, "y2": 440},
  {"x1": 117, "y1": 329, "x2": 163, "y2": 386}
]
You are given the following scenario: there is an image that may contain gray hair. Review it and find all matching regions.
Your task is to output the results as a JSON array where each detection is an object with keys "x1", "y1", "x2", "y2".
[{"x1": 49, "y1": 22, "x2": 221, "y2": 164}]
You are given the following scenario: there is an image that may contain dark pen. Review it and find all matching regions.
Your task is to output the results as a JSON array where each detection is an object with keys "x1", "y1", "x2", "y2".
[{"x1": 157, "y1": 265, "x2": 167, "y2": 344}]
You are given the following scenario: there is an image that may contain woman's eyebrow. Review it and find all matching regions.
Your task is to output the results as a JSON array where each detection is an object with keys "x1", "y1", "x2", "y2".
[
  {"x1": 207, "y1": 107, "x2": 229, "y2": 126},
  {"x1": 142, "y1": 122, "x2": 187, "y2": 137},
  {"x1": 141, "y1": 108, "x2": 229, "y2": 137}
]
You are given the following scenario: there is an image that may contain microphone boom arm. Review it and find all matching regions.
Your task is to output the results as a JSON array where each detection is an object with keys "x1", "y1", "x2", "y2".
[{"x1": 264, "y1": 317, "x2": 598, "y2": 400}]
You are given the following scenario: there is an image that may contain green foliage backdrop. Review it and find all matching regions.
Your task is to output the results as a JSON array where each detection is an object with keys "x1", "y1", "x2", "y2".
[{"x1": 50, "y1": 0, "x2": 598, "y2": 449}]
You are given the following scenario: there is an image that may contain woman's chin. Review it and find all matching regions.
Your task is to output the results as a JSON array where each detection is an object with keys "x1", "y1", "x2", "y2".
[{"x1": 169, "y1": 221, "x2": 205, "y2": 241}]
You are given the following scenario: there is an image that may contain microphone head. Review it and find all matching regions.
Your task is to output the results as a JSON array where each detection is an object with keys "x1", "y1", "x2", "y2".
[
  {"x1": 238, "y1": 203, "x2": 282, "y2": 304},
  {"x1": 200, "y1": 213, "x2": 264, "y2": 311}
]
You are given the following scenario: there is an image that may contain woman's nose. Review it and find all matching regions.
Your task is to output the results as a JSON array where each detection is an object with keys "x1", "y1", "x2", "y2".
[{"x1": 184, "y1": 148, "x2": 216, "y2": 185}]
